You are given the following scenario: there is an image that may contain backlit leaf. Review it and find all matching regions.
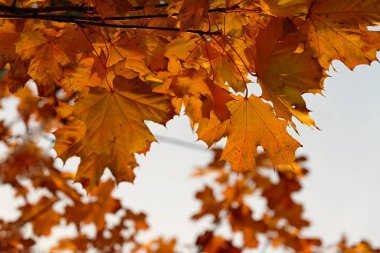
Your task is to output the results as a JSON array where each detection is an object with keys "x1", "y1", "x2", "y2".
[{"x1": 222, "y1": 95, "x2": 300, "y2": 172}]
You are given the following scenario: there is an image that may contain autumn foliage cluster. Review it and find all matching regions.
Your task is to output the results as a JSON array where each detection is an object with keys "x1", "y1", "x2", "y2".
[{"x1": 0, "y1": 0, "x2": 379, "y2": 252}]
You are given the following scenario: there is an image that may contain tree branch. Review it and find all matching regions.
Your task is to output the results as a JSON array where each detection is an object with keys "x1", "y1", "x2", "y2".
[
  {"x1": 0, "y1": 3, "x2": 247, "y2": 21},
  {"x1": 0, "y1": 5, "x2": 95, "y2": 14},
  {"x1": 0, "y1": 13, "x2": 219, "y2": 35},
  {"x1": 0, "y1": 3, "x2": 257, "y2": 36},
  {"x1": 0, "y1": 3, "x2": 169, "y2": 14}
]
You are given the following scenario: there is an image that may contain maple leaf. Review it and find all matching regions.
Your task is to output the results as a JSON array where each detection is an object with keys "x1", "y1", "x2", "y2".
[
  {"x1": 0, "y1": 59, "x2": 30, "y2": 93},
  {"x1": 55, "y1": 26, "x2": 93, "y2": 61},
  {"x1": 139, "y1": 238, "x2": 177, "y2": 253},
  {"x1": 214, "y1": 57, "x2": 248, "y2": 93},
  {"x1": 255, "y1": 18, "x2": 324, "y2": 128},
  {"x1": 192, "y1": 186, "x2": 223, "y2": 222},
  {"x1": 15, "y1": 86, "x2": 56, "y2": 129},
  {"x1": 93, "y1": 0, "x2": 134, "y2": 17},
  {"x1": 305, "y1": 0, "x2": 380, "y2": 69},
  {"x1": 53, "y1": 119, "x2": 86, "y2": 161},
  {"x1": 0, "y1": 141, "x2": 52, "y2": 183},
  {"x1": 338, "y1": 238, "x2": 380, "y2": 253},
  {"x1": 196, "y1": 232, "x2": 241, "y2": 253},
  {"x1": 0, "y1": 21, "x2": 19, "y2": 68},
  {"x1": 262, "y1": 172, "x2": 309, "y2": 228},
  {"x1": 179, "y1": 0, "x2": 209, "y2": 31},
  {"x1": 15, "y1": 30, "x2": 70, "y2": 95},
  {"x1": 0, "y1": 21, "x2": 29, "y2": 92},
  {"x1": 228, "y1": 205, "x2": 264, "y2": 248},
  {"x1": 159, "y1": 69, "x2": 233, "y2": 128},
  {"x1": 65, "y1": 180, "x2": 121, "y2": 230},
  {"x1": 197, "y1": 112, "x2": 230, "y2": 147},
  {"x1": 0, "y1": 2, "x2": 379, "y2": 251},
  {"x1": 192, "y1": 149, "x2": 322, "y2": 252},
  {"x1": 222, "y1": 95, "x2": 300, "y2": 173},
  {"x1": 164, "y1": 35, "x2": 204, "y2": 73},
  {"x1": 93, "y1": 31, "x2": 150, "y2": 74},
  {"x1": 55, "y1": 76, "x2": 174, "y2": 188},
  {"x1": 18, "y1": 196, "x2": 60, "y2": 236},
  {"x1": 124, "y1": 210, "x2": 149, "y2": 231},
  {"x1": 60, "y1": 57, "x2": 96, "y2": 92},
  {"x1": 259, "y1": 0, "x2": 311, "y2": 17}
]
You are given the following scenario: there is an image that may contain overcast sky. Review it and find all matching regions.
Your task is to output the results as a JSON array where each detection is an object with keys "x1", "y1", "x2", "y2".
[{"x1": 0, "y1": 57, "x2": 379, "y2": 252}]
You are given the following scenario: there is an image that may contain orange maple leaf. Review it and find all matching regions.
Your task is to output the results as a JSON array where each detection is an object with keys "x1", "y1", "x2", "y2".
[
  {"x1": 305, "y1": 0, "x2": 380, "y2": 69},
  {"x1": 55, "y1": 76, "x2": 174, "y2": 188},
  {"x1": 222, "y1": 95, "x2": 300, "y2": 173}
]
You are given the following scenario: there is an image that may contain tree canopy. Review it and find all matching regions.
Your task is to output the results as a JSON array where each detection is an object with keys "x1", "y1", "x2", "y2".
[{"x1": 0, "y1": 0, "x2": 379, "y2": 252}]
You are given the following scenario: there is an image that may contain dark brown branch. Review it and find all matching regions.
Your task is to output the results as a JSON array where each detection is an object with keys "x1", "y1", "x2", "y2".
[
  {"x1": 100, "y1": 4, "x2": 243, "y2": 21},
  {"x1": 75, "y1": 20, "x2": 219, "y2": 35},
  {"x1": 0, "y1": 3, "x2": 246, "y2": 22},
  {"x1": 0, "y1": 5, "x2": 95, "y2": 14},
  {"x1": 0, "y1": 13, "x2": 219, "y2": 35},
  {"x1": 0, "y1": 3, "x2": 169, "y2": 14},
  {"x1": 0, "y1": 3, "x2": 252, "y2": 35}
]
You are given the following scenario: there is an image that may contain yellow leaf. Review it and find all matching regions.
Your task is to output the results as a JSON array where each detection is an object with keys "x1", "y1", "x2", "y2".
[
  {"x1": 56, "y1": 76, "x2": 174, "y2": 188},
  {"x1": 168, "y1": 69, "x2": 233, "y2": 124},
  {"x1": 197, "y1": 112, "x2": 230, "y2": 147},
  {"x1": 165, "y1": 36, "x2": 202, "y2": 72},
  {"x1": 215, "y1": 57, "x2": 247, "y2": 93},
  {"x1": 223, "y1": 13, "x2": 247, "y2": 37},
  {"x1": 259, "y1": 0, "x2": 311, "y2": 17},
  {"x1": 306, "y1": 0, "x2": 380, "y2": 69},
  {"x1": 222, "y1": 95, "x2": 300, "y2": 173},
  {"x1": 16, "y1": 31, "x2": 70, "y2": 95},
  {"x1": 60, "y1": 57, "x2": 98, "y2": 92}
]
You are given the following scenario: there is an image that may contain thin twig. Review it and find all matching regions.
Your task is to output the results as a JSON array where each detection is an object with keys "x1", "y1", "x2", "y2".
[
  {"x1": 0, "y1": 3, "x2": 250, "y2": 21},
  {"x1": 0, "y1": 3, "x2": 170, "y2": 14},
  {"x1": 0, "y1": 14, "x2": 220, "y2": 35}
]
